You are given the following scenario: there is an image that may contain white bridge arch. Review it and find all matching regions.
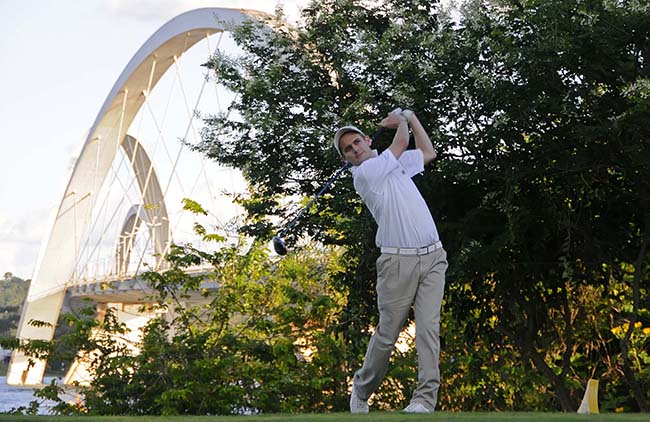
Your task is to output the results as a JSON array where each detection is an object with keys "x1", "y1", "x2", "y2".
[{"x1": 8, "y1": 7, "x2": 273, "y2": 386}]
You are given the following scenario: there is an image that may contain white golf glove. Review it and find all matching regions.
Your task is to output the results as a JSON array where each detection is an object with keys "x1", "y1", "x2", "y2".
[{"x1": 401, "y1": 109, "x2": 414, "y2": 122}]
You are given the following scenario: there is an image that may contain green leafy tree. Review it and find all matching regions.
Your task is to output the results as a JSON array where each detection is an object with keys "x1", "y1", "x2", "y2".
[
  {"x1": 196, "y1": 0, "x2": 460, "y2": 379},
  {"x1": 442, "y1": 0, "x2": 650, "y2": 411},
  {"x1": 16, "y1": 200, "x2": 357, "y2": 415},
  {"x1": 196, "y1": 0, "x2": 649, "y2": 411}
]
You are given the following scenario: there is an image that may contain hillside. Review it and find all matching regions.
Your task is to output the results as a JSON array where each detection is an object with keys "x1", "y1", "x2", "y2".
[{"x1": 0, "y1": 273, "x2": 29, "y2": 337}]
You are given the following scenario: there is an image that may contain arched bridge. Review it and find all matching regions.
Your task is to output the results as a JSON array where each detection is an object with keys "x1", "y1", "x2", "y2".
[{"x1": 8, "y1": 7, "x2": 274, "y2": 386}]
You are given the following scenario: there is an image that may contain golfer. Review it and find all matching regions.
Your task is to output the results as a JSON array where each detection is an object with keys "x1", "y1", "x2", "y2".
[{"x1": 333, "y1": 108, "x2": 448, "y2": 414}]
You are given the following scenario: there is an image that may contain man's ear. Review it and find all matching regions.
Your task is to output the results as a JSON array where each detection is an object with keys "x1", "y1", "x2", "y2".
[{"x1": 366, "y1": 136, "x2": 373, "y2": 146}]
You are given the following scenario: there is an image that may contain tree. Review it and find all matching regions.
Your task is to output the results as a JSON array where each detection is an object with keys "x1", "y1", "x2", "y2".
[
  {"x1": 196, "y1": 0, "x2": 649, "y2": 411},
  {"x1": 10, "y1": 201, "x2": 358, "y2": 415},
  {"x1": 443, "y1": 0, "x2": 650, "y2": 411},
  {"x1": 197, "y1": 0, "x2": 459, "y2": 363}
]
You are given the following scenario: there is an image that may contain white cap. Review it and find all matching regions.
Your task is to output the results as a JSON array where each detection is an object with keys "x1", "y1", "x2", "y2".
[{"x1": 333, "y1": 125, "x2": 366, "y2": 156}]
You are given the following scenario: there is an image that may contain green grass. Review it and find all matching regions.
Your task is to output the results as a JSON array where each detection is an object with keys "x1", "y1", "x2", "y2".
[{"x1": 0, "y1": 412, "x2": 647, "y2": 422}]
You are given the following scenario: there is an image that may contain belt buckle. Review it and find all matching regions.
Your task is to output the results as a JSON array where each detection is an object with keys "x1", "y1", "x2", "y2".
[{"x1": 420, "y1": 242, "x2": 441, "y2": 255}]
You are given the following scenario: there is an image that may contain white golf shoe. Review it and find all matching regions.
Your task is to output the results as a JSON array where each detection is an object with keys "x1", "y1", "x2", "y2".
[
  {"x1": 349, "y1": 388, "x2": 369, "y2": 414},
  {"x1": 402, "y1": 402, "x2": 433, "y2": 414}
]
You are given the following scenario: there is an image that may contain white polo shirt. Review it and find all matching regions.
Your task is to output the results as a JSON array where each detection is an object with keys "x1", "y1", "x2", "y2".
[{"x1": 350, "y1": 149, "x2": 440, "y2": 248}]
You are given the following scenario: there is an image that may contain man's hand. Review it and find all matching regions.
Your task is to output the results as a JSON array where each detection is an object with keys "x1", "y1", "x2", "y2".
[
  {"x1": 383, "y1": 108, "x2": 437, "y2": 164},
  {"x1": 380, "y1": 108, "x2": 407, "y2": 129}
]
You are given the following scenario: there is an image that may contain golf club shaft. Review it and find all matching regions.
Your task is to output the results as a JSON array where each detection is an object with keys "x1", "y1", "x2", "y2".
[
  {"x1": 277, "y1": 126, "x2": 384, "y2": 238},
  {"x1": 277, "y1": 162, "x2": 350, "y2": 238}
]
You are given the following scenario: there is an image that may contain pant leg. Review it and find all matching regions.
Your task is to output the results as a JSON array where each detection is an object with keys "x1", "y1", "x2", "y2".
[
  {"x1": 410, "y1": 248, "x2": 448, "y2": 410},
  {"x1": 353, "y1": 253, "x2": 419, "y2": 400}
]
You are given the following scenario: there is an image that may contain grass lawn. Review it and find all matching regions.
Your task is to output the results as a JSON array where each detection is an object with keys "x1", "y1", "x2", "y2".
[{"x1": 0, "y1": 412, "x2": 648, "y2": 422}]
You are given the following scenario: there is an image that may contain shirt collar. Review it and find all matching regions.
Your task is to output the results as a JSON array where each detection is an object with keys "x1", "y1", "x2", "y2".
[{"x1": 349, "y1": 149, "x2": 379, "y2": 174}]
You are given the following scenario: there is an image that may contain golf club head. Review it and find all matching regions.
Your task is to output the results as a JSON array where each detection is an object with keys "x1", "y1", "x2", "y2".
[{"x1": 272, "y1": 235, "x2": 287, "y2": 255}]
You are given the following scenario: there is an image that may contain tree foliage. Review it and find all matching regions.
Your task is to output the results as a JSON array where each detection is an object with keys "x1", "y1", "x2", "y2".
[
  {"x1": 194, "y1": 0, "x2": 649, "y2": 412},
  {"x1": 12, "y1": 215, "x2": 359, "y2": 415},
  {"x1": 444, "y1": 0, "x2": 650, "y2": 411}
]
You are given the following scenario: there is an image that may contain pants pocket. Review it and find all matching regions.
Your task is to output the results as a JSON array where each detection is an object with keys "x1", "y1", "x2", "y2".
[{"x1": 376, "y1": 254, "x2": 397, "y2": 293}]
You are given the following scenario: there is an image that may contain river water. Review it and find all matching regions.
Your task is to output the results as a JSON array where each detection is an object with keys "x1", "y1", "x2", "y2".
[{"x1": 0, "y1": 376, "x2": 59, "y2": 414}]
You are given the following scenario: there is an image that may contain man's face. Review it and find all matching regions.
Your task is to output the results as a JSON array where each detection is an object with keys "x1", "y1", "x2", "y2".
[{"x1": 339, "y1": 131, "x2": 372, "y2": 166}]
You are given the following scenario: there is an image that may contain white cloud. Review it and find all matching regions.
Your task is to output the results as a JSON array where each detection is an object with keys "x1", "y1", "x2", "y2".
[{"x1": 0, "y1": 208, "x2": 51, "y2": 279}]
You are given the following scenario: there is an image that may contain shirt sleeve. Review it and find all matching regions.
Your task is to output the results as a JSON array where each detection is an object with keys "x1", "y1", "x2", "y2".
[{"x1": 398, "y1": 149, "x2": 425, "y2": 177}]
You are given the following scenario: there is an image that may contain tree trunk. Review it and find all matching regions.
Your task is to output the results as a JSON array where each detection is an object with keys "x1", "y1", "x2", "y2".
[
  {"x1": 620, "y1": 227, "x2": 650, "y2": 412},
  {"x1": 527, "y1": 348, "x2": 575, "y2": 411},
  {"x1": 510, "y1": 300, "x2": 576, "y2": 412}
]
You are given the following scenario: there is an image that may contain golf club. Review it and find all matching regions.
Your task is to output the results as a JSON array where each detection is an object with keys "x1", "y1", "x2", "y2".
[{"x1": 273, "y1": 126, "x2": 384, "y2": 255}]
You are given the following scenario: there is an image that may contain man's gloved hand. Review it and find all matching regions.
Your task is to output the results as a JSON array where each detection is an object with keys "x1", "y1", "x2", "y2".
[
  {"x1": 381, "y1": 108, "x2": 407, "y2": 128},
  {"x1": 401, "y1": 109, "x2": 414, "y2": 122}
]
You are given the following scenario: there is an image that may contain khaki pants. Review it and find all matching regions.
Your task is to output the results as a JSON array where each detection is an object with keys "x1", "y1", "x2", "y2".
[{"x1": 353, "y1": 247, "x2": 447, "y2": 411}]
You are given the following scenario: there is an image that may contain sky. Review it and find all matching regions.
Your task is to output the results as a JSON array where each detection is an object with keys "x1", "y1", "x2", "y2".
[{"x1": 0, "y1": 0, "x2": 310, "y2": 280}]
